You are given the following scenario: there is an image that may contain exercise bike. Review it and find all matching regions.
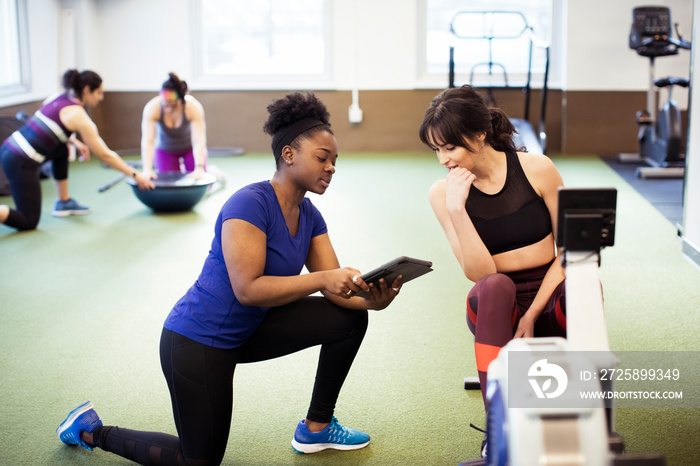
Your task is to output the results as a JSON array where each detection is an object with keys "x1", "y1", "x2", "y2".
[{"x1": 620, "y1": 6, "x2": 691, "y2": 179}]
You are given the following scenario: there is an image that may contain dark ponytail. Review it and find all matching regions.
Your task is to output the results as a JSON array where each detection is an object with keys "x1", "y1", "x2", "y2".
[
  {"x1": 419, "y1": 85, "x2": 524, "y2": 153},
  {"x1": 161, "y1": 72, "x2": 188, "y2": 102},
  {"x1": 61, "y1": 69, "x2": 103, "y2": 98},
  {"x1": 487, "y1": 107, "x2": 521, "y2": 153}
]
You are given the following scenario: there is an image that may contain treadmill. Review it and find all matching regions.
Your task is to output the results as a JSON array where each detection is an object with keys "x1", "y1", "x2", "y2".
[{"x1": 448, "y1": 10, "x2": 550, "y2": 154}]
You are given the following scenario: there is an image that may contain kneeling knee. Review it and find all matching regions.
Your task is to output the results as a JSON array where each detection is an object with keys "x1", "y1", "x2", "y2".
[
  {"x1": 478, "y1": 273, "x2": 515, "y2": 295},
  {"x1": 350, "y1": 309, "x2": 369, "y2": 336},
  {"x1": 17, "y1": 222, "x2": 38, "y2": 231}
]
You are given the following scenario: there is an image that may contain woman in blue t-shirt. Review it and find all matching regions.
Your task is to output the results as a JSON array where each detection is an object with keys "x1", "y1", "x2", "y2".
[{"x1": 57, "y1": 92, "x2": 402, "y2": 465}]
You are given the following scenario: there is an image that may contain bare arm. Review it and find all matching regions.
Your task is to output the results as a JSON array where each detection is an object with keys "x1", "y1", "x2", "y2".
[
  {"x1": 514, "y1": 154, "x2": 566, "y2": 338},
  {"x1": 429, "y1": 177, "x2": 496, "y2": 282},
  {"x1": 60, "y1": 105, "x2": 154, "y2": 190},
  {"x1": 305, "y1": 233, "x2": 399, "y2": 310},
  {"x1": 223, "y1": 220, "x2": 368, "y2": 308},
  {"x1": 186, "y1": 95, "x2": 207, "y2": 178},
  {"x1": 68, "y1": 134, "x2": 90, "y2": 161},
  {"x1": 140, "y1": 98, "x2": 159, "y2": 179},
  {"x1": 222, "y1": 218, "x2": 397, "y2": 310}
]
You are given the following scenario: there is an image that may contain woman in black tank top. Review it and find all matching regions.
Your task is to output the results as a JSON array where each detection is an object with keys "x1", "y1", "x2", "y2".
[{"x1": 419, "y1": 85, "x2": 567, "y2": 457}]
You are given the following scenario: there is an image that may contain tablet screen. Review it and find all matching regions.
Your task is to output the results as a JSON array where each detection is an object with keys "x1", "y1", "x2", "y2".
[{"x1": 356, "y1": 256, "x2": 433, "y2": 298}]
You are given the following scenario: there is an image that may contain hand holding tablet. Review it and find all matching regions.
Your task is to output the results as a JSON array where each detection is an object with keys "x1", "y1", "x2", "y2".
[{"x1": 355, "y1": 256, "x2": 433, "y2": 299}]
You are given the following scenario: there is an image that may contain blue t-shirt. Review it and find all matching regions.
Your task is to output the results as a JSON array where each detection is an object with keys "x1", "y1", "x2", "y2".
[{"x1": 163, "y1": 181, "x2": 328, "y2": 348}]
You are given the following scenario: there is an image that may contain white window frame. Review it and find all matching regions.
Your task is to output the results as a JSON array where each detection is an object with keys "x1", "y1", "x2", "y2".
[
  {"x1": 0, "y1": 0, "x2": 30, "y2": 99},
  {"x1": 191, "y1": 0, "x2": 333, "y2": 90}
]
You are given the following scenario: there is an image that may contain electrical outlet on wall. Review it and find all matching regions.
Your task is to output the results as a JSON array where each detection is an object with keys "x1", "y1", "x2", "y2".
[{"x1": 348, "y1": 103, "x2": 363, "y2": 123}]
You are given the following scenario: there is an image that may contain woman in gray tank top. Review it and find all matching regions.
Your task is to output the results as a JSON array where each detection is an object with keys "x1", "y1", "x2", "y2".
[{"x1": 140, "y1": 73, "x2": 208, "y2": 180}]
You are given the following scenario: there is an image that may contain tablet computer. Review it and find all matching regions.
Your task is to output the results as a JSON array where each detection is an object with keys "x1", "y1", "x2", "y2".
[{"x1": 356, "y1": 256, "x2": 433, "y2": 298}]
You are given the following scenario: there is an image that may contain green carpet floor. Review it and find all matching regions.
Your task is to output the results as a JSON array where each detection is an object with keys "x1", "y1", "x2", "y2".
[{"x1": 1, "y1": 153, "x2": 698, "y2": 465}]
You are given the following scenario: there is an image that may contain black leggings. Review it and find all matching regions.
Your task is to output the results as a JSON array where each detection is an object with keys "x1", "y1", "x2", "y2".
[
  {"x1": 90, "y1": 297, "x2": 369, "y2": 466},
  {"x1": 1, "y1": 146, "x2": 69, "y2": 231}
]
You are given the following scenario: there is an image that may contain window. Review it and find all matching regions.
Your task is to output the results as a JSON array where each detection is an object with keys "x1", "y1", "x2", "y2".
[
  {"x1": 0, "y1": 0, "x2": 30, "y2": 98},
  {"x1": 194, "y1": 0, "x2": 330, "y2": 89},
  {"x1": 420, "y1": 0, "x2": 553, "y2": 88}
]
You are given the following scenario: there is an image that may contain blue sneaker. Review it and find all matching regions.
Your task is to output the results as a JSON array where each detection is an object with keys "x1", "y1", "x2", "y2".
[
  {"x1": 56, "y1": 401, "x2": 102, "y2": 450},
  {"x1": 52, "y1": 198, "x2": 90, "y2": 217},
  {"x1": 291, "y1": 416, "x2": 370, "y2": 453}
]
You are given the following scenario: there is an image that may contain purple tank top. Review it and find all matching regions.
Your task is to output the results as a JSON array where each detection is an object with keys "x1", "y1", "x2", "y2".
[
  {"x1": 40, "y1": 93, "x2": 80, "y2": 134},
  {"x1": 2, "y1": 93, "x2": 80, "y2": 163}
]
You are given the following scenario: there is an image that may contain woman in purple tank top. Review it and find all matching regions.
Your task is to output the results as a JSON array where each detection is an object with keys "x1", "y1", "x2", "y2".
[
  {"x1": 0, "y1": 69, "x2": 154, "y2": 231},
  {"x1": 140, "y1": 73, "x2": 208, "y2": 181}
]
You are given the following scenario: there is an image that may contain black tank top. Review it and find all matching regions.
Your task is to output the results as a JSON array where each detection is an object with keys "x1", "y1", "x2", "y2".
[{"x1": 466, "y1": 150, "x2": 552, "y2": 255}]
